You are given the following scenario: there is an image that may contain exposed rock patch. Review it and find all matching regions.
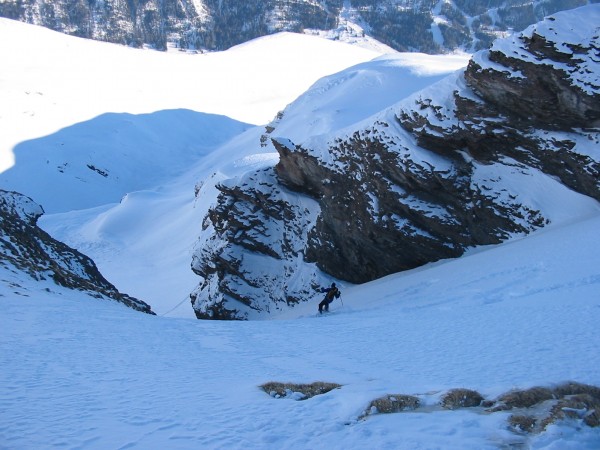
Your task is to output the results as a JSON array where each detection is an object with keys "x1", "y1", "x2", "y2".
[
  {"x1": 487, "y1": 386, "x2": 556, "y2": 412},
  {"x1": 360, "y1": 394, "x2": 421, "y2": 419},
  {"x1": 260, "y1": 381, "x2": 341, "y2": 400},
  {"x1": 484, "y1": 382, "x2": 600, "y2": 434},
  {"x1": 440, "y1": 388, "x2": 484, "y2": 410},
  {"x1": 262, "y1": 381, "x2": 600, "y2": 438}
]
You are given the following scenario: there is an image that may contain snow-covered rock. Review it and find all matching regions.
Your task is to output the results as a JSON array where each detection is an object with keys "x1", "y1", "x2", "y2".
[
  {"x1": 0, "y1": 190, "x2": 154, "y2": 314},
  {"x1": 190, "y1": 167, "x2": 328, "y2": 319},
  {"x1": 192, "y1": 5, "x2": 600, "y2": 319}
]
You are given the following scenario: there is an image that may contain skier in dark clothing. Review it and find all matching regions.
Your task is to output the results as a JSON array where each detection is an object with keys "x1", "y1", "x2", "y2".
[{"x1": 318, "y1": 283, "x2": 341, "y2": 314}]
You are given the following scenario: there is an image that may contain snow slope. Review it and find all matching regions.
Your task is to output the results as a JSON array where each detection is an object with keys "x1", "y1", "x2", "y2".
[
  {"x1": 2, "y1": 210, "x2": 600, "y2": 449},
  {"x1": 0, "y1": 18, "x2": 381, "y2": 175},
  {"x1": 266, "y1": 51, "x2": 470, "y2": 144},
  {"x1": 1, "y1": 9, "x2": 600, "y2": 449}
]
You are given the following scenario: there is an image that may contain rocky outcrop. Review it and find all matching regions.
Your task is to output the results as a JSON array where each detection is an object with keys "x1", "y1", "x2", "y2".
[
  {"x1": 191, "y1": 6, "x2": 600, "y2": 319},
  {"x1": 260, "y1": 380, "x2": 600, "y2": 434},
  {"x1": 0, "y1": 190, "x2": 154, "y2": 314},
  {"x1": 400, "y1": 8, "x2": 600, "y2": 202},
  {"x1": 273, "y1": 115, "x2": 559, "y2": 283},
  {"x1": 190, "y1": 169, "x2": 329, "y2": 320}
]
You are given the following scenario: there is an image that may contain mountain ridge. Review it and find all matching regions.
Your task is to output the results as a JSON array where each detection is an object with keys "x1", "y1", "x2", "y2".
[{"x1": 2, "y1": 0, "x2": 597, "y2": 54}]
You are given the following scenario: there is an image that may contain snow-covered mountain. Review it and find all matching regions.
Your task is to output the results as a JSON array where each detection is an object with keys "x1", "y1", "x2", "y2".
[
  {"x1": 1, "y1": 6, "x2": 600, "y2": 449},
  {"x1": 1, "y1": 0, "x2": 597, "y2": 53},
  {"x1": 191, "y1": 5, "x2": 600, "y2": 319}
]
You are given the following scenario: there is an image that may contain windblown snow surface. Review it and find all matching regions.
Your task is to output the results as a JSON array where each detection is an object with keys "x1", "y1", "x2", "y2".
[{"x1": 2, "y1": 12, "x2": 600, "y2": 450}]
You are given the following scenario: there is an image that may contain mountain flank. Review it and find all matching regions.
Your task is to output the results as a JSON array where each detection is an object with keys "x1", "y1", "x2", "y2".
[
  {"x1": 191, "y1": 5, "x2": 600, "y2": 319},
  {"x1": 1, "y1": 0, "x2": 597, "y2": 53}
]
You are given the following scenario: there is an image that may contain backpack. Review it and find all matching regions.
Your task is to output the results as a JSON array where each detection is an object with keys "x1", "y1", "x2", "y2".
[{"x1": 326, "y1": 287, "x2": 339, "y2": 300}]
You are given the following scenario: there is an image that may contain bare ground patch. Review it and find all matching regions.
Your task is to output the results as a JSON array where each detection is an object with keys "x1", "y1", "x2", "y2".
[
  {"x1": 440, "y1": 388, "x2": 484, "y2": 410},
  {"x1": 360, "y1": 394, "x2": 421, "y2": 419}
]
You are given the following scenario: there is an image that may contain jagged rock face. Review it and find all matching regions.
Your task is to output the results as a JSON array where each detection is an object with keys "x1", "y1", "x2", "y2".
[
  {"x1": 192, "y1": 6, "x2": 600, "y2": 319},
  {"x1": 278, "y1": 6, "x2": 600, "y2": 284},
  {"x1": 466, "y1": 45, "x2": 600, "y2": 130},
  {"x1": 274, "y1": 126, "x2": 551, "y2": 283},
  {"x1": 0, "y1": 190, "x2": 154, "y2": 314},
  {"x1": 466, "y1": 23, "x2": 600, "y2": 131},
  {"x1": 190, "y1": 168, "x2": 328, "y2": 320},
  {"x1": 1, "y1": 0, "x2": 592, "y2": 53}
]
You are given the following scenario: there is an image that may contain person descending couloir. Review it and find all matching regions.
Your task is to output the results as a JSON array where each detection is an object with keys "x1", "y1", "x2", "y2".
[{"x1": 318, "y1": 282, "x2": 341, "y2": 314}]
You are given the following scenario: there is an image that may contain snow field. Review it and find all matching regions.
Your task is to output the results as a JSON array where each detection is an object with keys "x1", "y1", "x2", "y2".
[
  {"x1": 0, "y1": 19, "x2": 381, "y2": 173},
  {"x1": 2, "y1": 212, "x2": 600, "y2": 449}
]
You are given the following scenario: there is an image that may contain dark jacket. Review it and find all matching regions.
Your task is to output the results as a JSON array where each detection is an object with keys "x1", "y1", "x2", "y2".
[{"x1": 322, "y1": 286, "x2": 340, "y2": 303}]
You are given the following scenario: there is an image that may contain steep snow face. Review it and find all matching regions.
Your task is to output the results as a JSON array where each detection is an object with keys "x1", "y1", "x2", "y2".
[
  {"x1": 192, "y1": 5, "x2": 600, "y2": 319},
  {"x1": 262, "y1": 51, "x2": 470, "y2": 145}
]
